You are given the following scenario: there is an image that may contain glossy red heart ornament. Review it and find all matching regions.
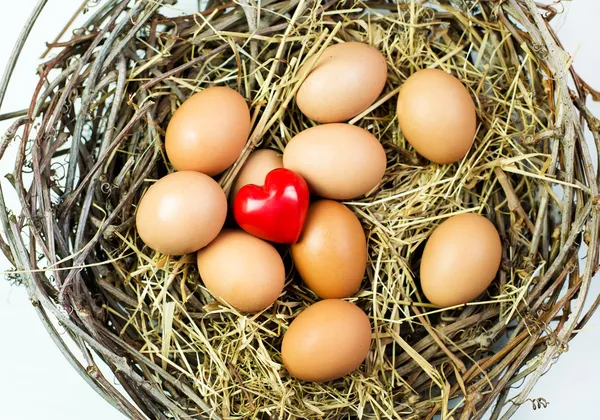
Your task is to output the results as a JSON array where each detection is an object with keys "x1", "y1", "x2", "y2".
[{"x1": 233, "y1": 168, "x2": 310, "y2": 244}]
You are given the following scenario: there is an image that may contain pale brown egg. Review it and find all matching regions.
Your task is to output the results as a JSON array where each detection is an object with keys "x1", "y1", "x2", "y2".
[
  {"x1": 165, "y1": 86, "x2": 251, "y2": 175},
  {"x1": 282, "y1": 299, "x2": 371, "y2": 382},
  {"x1": 397, "y1": 69, "x2": 476, "y2": 164},
  {"x1": 197, "y1": 230, "x2": 285, "y2": 313},
  {"x1": 136, "y1": 171, "x2": 227, "y2": 255},
  {"x1": 291, "y1": 200, "x2": 367, "y2": 298},
  {"x1": 296, "y1": 42, "x2": 388, "y2": 123},
  {"x1": 230, "y1": 149, "x2": 283, "y2": 201},
  {"x1": 283, "y1": 124, "x2": 386, "y2": 200},
  {"x1": 420, "y1": 213, "x2": 502, "y2": 307}
]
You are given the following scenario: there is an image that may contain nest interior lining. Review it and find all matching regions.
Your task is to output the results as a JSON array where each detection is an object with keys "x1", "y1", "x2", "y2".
[{"x1": 0, "y1": 0, "x2": 599, "y2": 419}]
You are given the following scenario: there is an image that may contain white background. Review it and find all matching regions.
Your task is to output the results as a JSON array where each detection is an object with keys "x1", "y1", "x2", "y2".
[{"x1": 0, "y1": 1, "x2": 598, "y2": 419}]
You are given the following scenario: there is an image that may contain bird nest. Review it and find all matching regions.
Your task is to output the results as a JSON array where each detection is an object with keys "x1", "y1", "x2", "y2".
[{"x1": 1, "y1": 0, "x2": 599, "y2": 419}]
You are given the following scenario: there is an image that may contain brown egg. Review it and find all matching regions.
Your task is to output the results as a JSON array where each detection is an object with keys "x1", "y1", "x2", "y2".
[
  {"x1": 165, "y1": 86, "x2": 251, "y2": 175},
  {"x1": 136, "y1": 171, "x2": 227, "y2": 255},
  {"x1": 420, "y1": 213, "x2": 502, "y2": 307},
  {"x1": 397, "y1": 69, "x2": 476, "y2": 164},
  {"x1": 291, "y1": 200, "x2": 367, "y2": 298},
  {"x1": 197, "y1": 230, "x2": 285, "y2": 312},
  {"x1": 282, "y1": 299, "x2": 371, "y2": 382},
  {"x1": 230, "y1": 149, "x2": 283, "y2": 201},
  {"x1": 296, "y1": 42, "x2": 388, "y2": 123},
  {"x1": 283, "y1": 124, "x2": 386, "y2": 200}
]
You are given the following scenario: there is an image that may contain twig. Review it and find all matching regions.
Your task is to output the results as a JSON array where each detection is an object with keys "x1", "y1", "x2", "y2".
[
  {"x1": 0, "y1": 0, "x2": 48, "y2": 112},
  {"x1": 494, "y1": 167, "x2": 536, "y2": 234}
]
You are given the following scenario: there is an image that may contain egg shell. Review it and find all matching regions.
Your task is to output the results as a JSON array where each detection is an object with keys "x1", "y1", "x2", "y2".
[
  {"x1": 291, "y1": 200, "x2": 367, "y2": 298},
  {"x1": 135, "y1": 171, "x2": 227, "y2": 255},
  {"x1": 397, "y1": 68, "x2": 476, "y2": 164},
  {"x1": 165, "y1": 86, "x2": 251, "y2": 175},
  {"x1": 197, "y1": 229, "x2": 285, "y2": 313},
  {"x1": 282, "y1": 299, "x2": 371, "y2": 382},
  {"x1": 296, "y1": 42, "x2": 388, "y2": 123},
  {"x1": 420, "y1": 213, "x2": 502, "y2": 307},
  {"x1": 230, "y1": 149, "x2": 283, "y2": 202},
  {"x1": 283, "y1": 124, "x2": 386, "y2": 200}
]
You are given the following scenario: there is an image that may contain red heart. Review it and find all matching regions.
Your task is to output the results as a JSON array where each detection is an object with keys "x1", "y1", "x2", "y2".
[{"x1": 233, "y1": 168, "x2": 310, "y2": 244}]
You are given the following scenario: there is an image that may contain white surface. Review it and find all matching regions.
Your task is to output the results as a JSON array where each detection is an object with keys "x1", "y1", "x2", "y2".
[{"x1": 0, "y1": 1, "x2": 598, "y2": 419}]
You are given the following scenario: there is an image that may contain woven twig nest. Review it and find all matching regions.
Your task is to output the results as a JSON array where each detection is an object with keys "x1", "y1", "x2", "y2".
[{"x1": 1, "y1": 0, "x2": 599, "y2": 419}]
